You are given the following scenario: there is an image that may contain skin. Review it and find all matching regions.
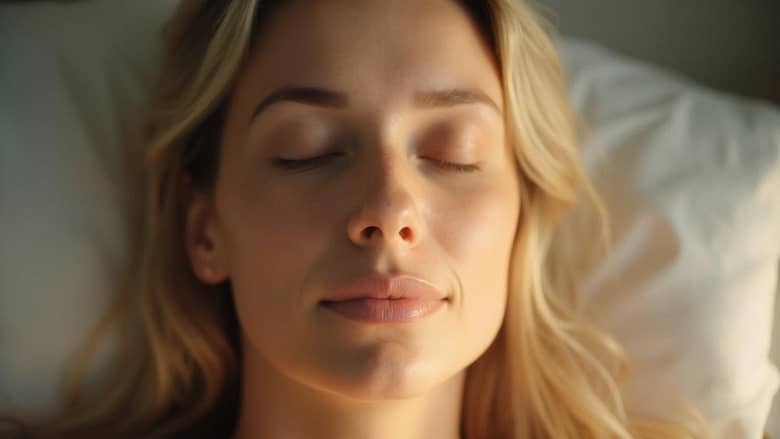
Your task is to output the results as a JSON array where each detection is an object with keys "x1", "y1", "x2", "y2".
[{"x1": 184, "y1": 0, "x2": 521, "y2": 438}]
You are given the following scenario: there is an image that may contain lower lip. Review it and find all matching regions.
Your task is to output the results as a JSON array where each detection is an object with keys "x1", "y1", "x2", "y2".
[{"x1": 320, "y1": 298, "x2": 445, "y2": 323}]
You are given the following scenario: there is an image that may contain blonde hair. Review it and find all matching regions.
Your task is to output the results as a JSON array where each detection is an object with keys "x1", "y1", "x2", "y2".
[{"x1": 5, "y1": 0, "x2": 709, "y2": 438}]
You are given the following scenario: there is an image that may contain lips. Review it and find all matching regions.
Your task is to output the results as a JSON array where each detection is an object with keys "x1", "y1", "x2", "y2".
[{"x1": 319, "y1": 274, "x2": 448, "y2": 323}]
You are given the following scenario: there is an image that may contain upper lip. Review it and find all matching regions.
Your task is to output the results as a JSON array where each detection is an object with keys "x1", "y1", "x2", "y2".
[{"x1": 321, "y1": 273, "x2": 448, "y2": 302}]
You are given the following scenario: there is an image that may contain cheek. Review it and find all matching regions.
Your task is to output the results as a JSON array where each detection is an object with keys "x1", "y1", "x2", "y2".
[
  {"x1": 215, "y1": 180, "x2": 339, "y2": 327},
  {"x1": 219, "y1": 158, "x2": 347, "y2": 259},
  {"x1": 432, "y1": 180, "x2": 520, "y2": 274},
  {"x1": 432, "y1": 179, "x2": 520, "y2": 345}
]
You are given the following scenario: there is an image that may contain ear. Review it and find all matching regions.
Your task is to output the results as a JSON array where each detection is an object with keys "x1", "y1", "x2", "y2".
[{"x1": 181, "y1": 175, "x2": 229, "y2": 285}]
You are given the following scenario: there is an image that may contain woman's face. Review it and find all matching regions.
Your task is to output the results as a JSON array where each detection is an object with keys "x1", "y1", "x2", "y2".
[{"x1": 187, "y1": 0, "x2": 521, "y2": 400}]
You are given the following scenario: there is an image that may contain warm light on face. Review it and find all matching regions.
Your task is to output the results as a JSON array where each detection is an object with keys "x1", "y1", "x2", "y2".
[{"x1": 188, "y1": 0, "x2": 521, "y2": 401}]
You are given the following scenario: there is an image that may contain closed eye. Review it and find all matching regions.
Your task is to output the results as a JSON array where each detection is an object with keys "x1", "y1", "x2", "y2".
[
  {"x1": 427, "y1": 159, "x2": 481, "y2": 173},
  {"x1": 272, "y1": 154, "x2": 481, "y2": 173},
  {"x1": 272, "y1": 153, "x2": 343, "y2": 171}
]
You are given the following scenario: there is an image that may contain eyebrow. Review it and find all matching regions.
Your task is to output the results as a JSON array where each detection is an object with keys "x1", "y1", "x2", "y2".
[{"x1": 250, "y1": 85, "x2": 502, "y2": 123}]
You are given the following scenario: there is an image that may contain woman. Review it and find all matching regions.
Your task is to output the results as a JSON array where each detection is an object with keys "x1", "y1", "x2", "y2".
[{"x1": 5, "y1": 0, "x2": 707, "y2": 437}]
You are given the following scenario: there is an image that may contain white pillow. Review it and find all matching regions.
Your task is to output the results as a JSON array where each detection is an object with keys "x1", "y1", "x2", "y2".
[
  {"x1": 0, "y1": 0, "x2": 178, "y2": 420},
  {"x1": 1, "y1": 3, "x2": 778, "y2": 438},
  {"x1": 769, "y1": 274, "x2": 780, "y2": 437},
  {"x1": 559, "y1": 39, "x2": 780, "y2": 438}
]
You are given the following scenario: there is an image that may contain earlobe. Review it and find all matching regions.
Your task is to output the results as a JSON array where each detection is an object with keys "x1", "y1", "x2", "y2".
[
  {"x1": 199, "y1": 262, "x2": 226, "y2": 284},
  {"x1": 183, "y1": 184, "x2": 229, "y2": 285}
]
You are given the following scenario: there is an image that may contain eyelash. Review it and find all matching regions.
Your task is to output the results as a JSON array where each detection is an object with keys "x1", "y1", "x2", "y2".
[{"x1": 272, "y1": 154, "x2": 481, "y2": 173}]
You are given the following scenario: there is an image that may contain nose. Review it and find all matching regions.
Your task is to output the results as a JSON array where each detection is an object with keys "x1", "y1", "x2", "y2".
[{"x1": 346, "y1": 154, "x2": 424, "y2": 250}]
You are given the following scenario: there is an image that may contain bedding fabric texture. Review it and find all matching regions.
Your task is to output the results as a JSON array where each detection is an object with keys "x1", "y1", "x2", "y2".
[
  {"x1": 0, "y1": 0, "x2": 179, "y2": 419},
  {"x1": 771, "y1": 274, "x2": 780, "y2": 437},
  {"x1": 559, "y1": 39, "x2": 780, "y2": 438},
  {"x1": 1, "y1": 1, "x2": 779, "y2": 437}
]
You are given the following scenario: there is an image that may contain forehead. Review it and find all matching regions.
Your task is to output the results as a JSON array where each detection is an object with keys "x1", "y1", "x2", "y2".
[{"x1": 238, "y1": 0, "x2": 502, "y2": 109}]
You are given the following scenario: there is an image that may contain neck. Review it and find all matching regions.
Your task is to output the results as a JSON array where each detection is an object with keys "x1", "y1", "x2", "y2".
[{"x1": 233, "y1": 346, "x2": 465, "y2": 439}]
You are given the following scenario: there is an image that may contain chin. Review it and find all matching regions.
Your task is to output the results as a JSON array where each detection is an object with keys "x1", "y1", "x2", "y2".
[{"x1": 318, "y1": 342, "x2": 456, "y2": 401}]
